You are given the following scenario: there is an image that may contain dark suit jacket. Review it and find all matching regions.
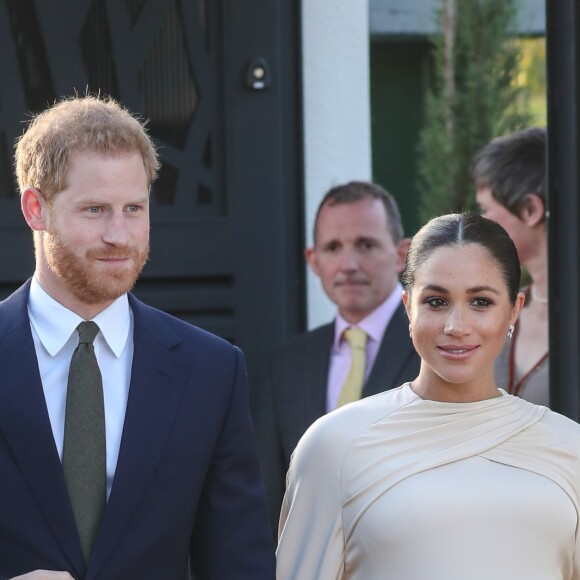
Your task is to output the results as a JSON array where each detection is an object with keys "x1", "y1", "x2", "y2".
[
  {"x1": 0, "y1": 282, "x2": 275, "y2": 580},
  {"x1": 252, "y1": 302, "x2": 420, "y2": 533}
]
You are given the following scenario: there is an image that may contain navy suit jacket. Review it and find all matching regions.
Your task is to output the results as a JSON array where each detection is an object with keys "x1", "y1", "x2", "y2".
[
  {"x1": 0, "y1": 282, "x2": 275, "y2": 580},
  {"x1": 252, "y1": 302, "x2": 420, "y2": 533}
]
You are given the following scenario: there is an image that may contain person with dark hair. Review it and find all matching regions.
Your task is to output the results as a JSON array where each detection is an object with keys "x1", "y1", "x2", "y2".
[
  {"x1": 277, "y1": 213, "x2": 580, "y2": 580},
  {"x1": 253, "y1": 181, "x2": 420, "y2": 534},
  {"x1": 472, "y1": 127, "x2": 549, "y2": 405},
  {"x1": 0, "y1": 96, "x2": 275, "y2": 580}
]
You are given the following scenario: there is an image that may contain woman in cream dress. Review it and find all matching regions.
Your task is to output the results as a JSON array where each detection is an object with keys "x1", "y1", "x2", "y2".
[{"x1": 277, "y1": 213, "x2": 580, "y2": 580}]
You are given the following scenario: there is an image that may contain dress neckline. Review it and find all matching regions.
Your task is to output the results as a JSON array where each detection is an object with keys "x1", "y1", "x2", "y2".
[{"x1": 405, "y1": 382, "x2": 510, "y2": 409}]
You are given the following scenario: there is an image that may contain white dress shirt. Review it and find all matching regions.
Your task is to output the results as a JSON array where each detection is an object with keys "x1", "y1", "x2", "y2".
[{"x1": 28, "y1": 277, "x2": 133, "y2": 498}]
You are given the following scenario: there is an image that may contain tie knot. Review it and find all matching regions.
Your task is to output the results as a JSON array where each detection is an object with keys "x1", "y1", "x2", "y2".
[
  {"x1": 344, "y1": 327, "x2": 367, "y2": 350},
  {"x1": 77, "y1": 321, "x2": 100, "y2": 345}
]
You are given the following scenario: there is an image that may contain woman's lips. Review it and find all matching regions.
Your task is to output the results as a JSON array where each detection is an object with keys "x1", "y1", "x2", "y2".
[{"x1": 437, "y1": 344, "x2": 479, "y2": 360}]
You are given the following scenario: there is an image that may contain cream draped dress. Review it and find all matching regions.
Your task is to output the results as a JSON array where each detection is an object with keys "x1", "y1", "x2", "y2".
[{"x1": 277, "y1": 383, "x2": 580, "y2": 580}]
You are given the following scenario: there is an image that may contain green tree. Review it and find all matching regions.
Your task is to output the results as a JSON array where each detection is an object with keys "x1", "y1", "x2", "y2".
[{"x1": 417, "y1": 0, "x2": 533, "y2": 221}]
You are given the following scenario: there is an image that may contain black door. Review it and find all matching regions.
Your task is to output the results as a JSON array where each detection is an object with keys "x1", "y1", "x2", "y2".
[{"x1": 0, "y1": 0, "x2": 304, "y2": 373}]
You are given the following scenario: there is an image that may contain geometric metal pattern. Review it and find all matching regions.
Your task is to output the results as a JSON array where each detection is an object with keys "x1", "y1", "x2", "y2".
[
  {"x1": 1, "y1": 0, "x2": 223, "y2": 217},
  {"x1": 134, "y1": 275, "x2": 236, "y2": 342},
  {"x1": 0, "y1": 0, "x2": 229, "y2": 336},
  {"x1": 0, "y1": 0, "x2": 305, "y2": 366},
  {"x1": 81, "y1": 0, "x2": 119, "y2": 98},
  {"x1": 0, "y1": 132, "x2": 15, "y2": 199},
  {"x1": 140, "y1": 0, "x2": 198, "y2": 150},
  {"x1": 5, "y1": 0, "x2": 56, "y2": 113},
  {"x1": 125, "y1": 0, "x2": 147, "y2": 25}
]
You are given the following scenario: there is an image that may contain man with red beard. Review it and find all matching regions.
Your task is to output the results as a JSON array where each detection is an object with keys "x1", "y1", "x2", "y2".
[
  {"x1": 252, "y1": 181, "x2": 421, "y2": 534},
  {"x1": 0, "y1": 96, "x2": 275, "y2": 580}
]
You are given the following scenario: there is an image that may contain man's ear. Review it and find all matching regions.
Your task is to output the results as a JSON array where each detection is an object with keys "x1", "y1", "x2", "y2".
[
  {"x1": 395, "y1": 237, "x2": 412, "y2": 273},
  {"x1": 21, "y1": 187, "x2": 49, "y2": 232},
  {"x1": 520, "y1": 194, "x2": 545, "y2": 227},
  {"x1": 304, "y1": 246, "x2": 320, "y2": 276}
]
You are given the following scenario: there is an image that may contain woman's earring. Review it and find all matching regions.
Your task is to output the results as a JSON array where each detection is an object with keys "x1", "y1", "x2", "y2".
[
  {"x1": 408, "y1": 324, "x2": 412, "y2": 338},
  {"x1": 507, "y1": 324, "x2": 515, "y2": 339}
]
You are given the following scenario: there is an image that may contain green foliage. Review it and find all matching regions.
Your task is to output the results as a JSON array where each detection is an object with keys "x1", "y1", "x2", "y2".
[
  {"x1": 417, "y1": 0, "x2": 533, "y2": 221},
  {"x1": 518, "y1": 37, "x2": 547, "y2": 125}
]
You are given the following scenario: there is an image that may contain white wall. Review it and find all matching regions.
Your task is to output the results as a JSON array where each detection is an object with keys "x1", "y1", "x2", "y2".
[{"x1": 301, "y1": 1, "x2": 372, "y2": 329}]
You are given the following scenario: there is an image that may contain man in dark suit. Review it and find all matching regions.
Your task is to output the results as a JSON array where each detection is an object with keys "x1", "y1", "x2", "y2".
[
  {"x1": 0, "y1": 96, "x2": 275, "y2": 580},
  {"x1": 253, "y1": 181, "x2": 421, "y2": 533}
]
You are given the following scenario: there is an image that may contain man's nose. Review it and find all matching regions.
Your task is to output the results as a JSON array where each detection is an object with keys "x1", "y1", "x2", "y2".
[
  {"x1": 339, "y1": 247, "x2": 359, "y2": 271},
  {"x1": 102, "y1": 213, "x2": 130, "y2": 246}
]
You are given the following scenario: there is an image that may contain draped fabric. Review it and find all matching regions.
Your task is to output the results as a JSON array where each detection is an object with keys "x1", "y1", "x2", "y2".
[{"x1": 277, "y1": 384, "x2": 580, "y2": 580}]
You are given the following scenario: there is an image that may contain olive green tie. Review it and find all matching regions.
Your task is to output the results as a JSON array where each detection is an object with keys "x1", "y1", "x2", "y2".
[
  {"x1": 62, "y1": 321, "x2": 106, "y2": 564},
  {"x1": 337, "y1": 327, "x2": 368, "y2": 408}
]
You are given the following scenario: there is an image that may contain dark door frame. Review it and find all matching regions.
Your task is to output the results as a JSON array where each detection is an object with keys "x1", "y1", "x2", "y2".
[
  {"x1": 546, "y1": 0, "x2": 580, "y2": 420},
  {"x1": 222, "y1": 0, "x2": 305, "y2": 375},
  {"x1": 0, "y1": 0, "x2": 306, "y2": 379}
]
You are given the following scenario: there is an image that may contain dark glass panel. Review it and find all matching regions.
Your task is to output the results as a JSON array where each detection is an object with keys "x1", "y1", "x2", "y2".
[
  {"x1": 6, "y1": 0, "x2": 56, "y2": 112},
  {"x1": 140, "y1": 0, "x2": 198, "y2": 149},
  {"x1": 197, "y1": 184, "x2": 212, "y2": 205},
  {"x1": 154, "y1": 162, "x2": 178, "y2": 205},
  {"x1": 125, "y1": 0, "x2": 147, "y2": 26},
  {"x1": 0, "y1": 132, "x2": 16, "y2": 199},
  {"x1": 203, "y1": 134, "x2": 212, "y2": 168},
  {"x1": 199, "y1": 0, "x2": 209, "y2": 51},
  {"x1": 81, "y1": 0, "x2": 119, "y2": 98}
]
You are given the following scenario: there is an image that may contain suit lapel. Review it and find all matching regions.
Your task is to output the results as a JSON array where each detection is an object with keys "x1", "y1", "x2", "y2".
[
  {"x1": 277, "y1": 324, "x2": 333, "y2": 461},
  {"x1": 304, "y1": 324, "x2": 333, "y2": 419},
  {"x1": 88, "y1": 295, "x2": 187, "y2": 577},
  {"x1": 0, "y1": 283, "x2": 85, "y2": 576},
  {"x1": 364, "y1": 302, "x2": 413, "y2": 396}
]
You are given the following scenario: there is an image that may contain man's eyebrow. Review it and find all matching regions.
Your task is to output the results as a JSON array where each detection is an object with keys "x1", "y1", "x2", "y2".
[{"x1": 319, "y1": 238, "x2": 340, "y2": 247}]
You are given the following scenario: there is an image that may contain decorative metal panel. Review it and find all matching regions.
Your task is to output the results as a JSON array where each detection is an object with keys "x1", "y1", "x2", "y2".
[
  {"x1": 1, "y1": 0, "x2": 224, "y2": 219},
  {"x1": 0, "y1": 0, "x2": 232, "y2": 337}
]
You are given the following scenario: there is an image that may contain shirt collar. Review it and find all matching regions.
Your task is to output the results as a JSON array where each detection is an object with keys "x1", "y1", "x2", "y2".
[
  {"x1": 28, "y1": 276, "x2": 131, "y2": 358},
  {"x1": 334, "y1": 282, "x2": 403, "y2": 349}
]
